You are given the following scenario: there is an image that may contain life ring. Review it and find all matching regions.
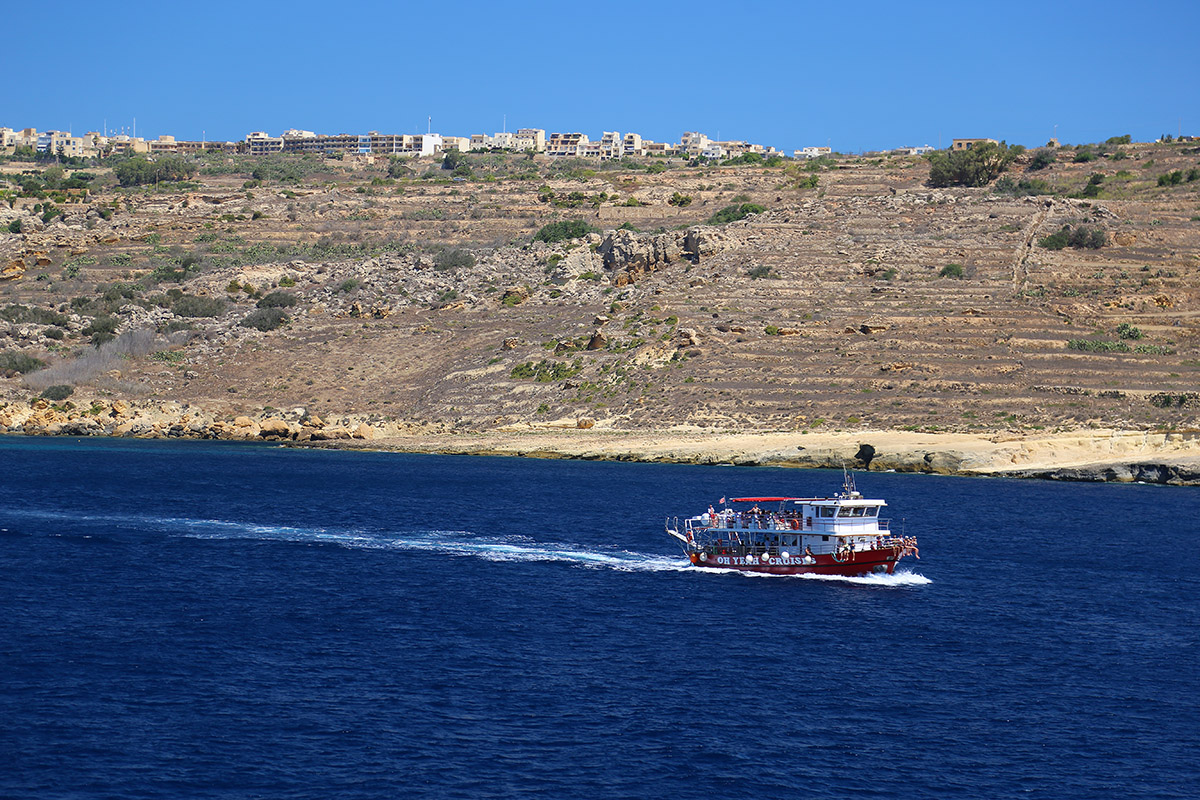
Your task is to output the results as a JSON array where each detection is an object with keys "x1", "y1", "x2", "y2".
[
  {"x1": 699, "y1": 552, "x2": 708, "y2": 562},
  {"x1": 790, "y1": 518, "x2": 800, "y2": 530}
]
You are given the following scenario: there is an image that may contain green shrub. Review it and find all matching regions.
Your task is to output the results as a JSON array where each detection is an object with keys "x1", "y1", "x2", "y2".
[
  {"x1": 0, "y1": 304, "x2": 70, "y2": 326},
  {"x1": 256, "y1": 291, "x2": 298, "y2": 309},
  {"x1": 789, "y1": 172, "x2": 820, "y2": 189},
  {"x1": 1028, "y1": 150, "x2": 1056, "y2": 170},
  {"x1": 1069, "y1": 226, "x2": 1107, "y2": 249},
  {"x1": 7, "y1": 219, "x2": 21, "y2": 234},
  {"x1": 1081, "y1": 173, "x2": 1105, "y2": 198},
  {"x1": 1039, "y1": 225, "x2": 1105, "y2": 250},
  {"x1": 278, "y1": 275, "x2": 296, "y2": 287},
  {"x1": 173, "y1": 295, "x2": 226, "y2": 317},
  {"x1": 1116, "y1": 323, "x2": 1143, "y2": 340},
  {"x1": 434, "y1": 248, "x2": 477, "y2": 270},
  {"x1": 81, "y1": 315, "x2": 119, "y2": 345},
  {"x1": 0, "y1": 351, "x2": 47, "y2": 374},
  {"x1": 113, "y1": 154, "x2": 197, "y2": 186},
  {"x1": 1157, "y1": 171, "x2": 1185, "y2": 187},
  {"x1": 707, "y1": 203, "x2": 765, "y2": 225},
  {"x1": 939, "y1": 263, "x2": 965, "y2": 279},
  {"x1": 1105, "y1": 135, "x2": 1132, "y2": 145},
  {"x1": 747, "y1": 265, "x2": 775, "y2": 279},
  {"x1": 927, "y1": 141, "x2": 1018, "y2": 187},
  {"x1": 239, "y1": 308, "x2": 289, "y2": 332},
  {"x1": 1073, "y1": 148, "x2": 1098, "y2": 163},
  {"x1": 337, "y1": 278, "x2": 361, "y2": 293},
  {"x1": 533, "y1": 220, "x2": 594, "y2": 243},
  {"x1": 1067, "y1": 339, "x2": 1129, "y2": 353},
  {"x1": 40, "y1": 384, "x2": 73, "y2": 402},
  {"x1": 668, "y1": 192, "x2": 693, "y2": 207},
  {"x1": 1038, "y1": 229, "x2": 1070, "y2": 250},
  {"x1": 43, "y1": 327, "x2": 64, "y2": 340}
]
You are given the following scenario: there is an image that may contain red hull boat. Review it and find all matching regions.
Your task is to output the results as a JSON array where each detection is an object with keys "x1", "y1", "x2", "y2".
[{"x1": 667, "y1": 475, "x2": 918, "y2": 577}]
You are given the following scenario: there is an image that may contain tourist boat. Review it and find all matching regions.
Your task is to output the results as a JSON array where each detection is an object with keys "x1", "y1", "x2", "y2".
[{"x1": 665, "y1": 474, "x2": 918, "y2": 576}]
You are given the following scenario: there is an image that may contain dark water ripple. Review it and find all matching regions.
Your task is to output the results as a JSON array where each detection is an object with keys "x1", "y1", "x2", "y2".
[{"x1": 0, "y1": 437, "x2": 1197, "y2": 799}]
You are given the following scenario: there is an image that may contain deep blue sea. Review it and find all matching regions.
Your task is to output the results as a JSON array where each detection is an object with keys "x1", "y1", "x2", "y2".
[{"x1": 1, "y1": 437, "x2": 1197, "y2": 799}]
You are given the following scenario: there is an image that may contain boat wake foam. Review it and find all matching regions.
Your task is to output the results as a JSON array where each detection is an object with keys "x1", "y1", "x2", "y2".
[{"x1": 7, "y1": 508, "x2": 691, "y2": 573}]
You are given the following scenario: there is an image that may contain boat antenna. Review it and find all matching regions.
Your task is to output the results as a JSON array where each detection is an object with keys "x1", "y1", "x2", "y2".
[{"x1": 842, "y1": 462, "x2": 857, "y2": 497}]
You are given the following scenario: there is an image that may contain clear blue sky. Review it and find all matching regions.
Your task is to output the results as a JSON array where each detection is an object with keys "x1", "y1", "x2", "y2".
[{"x1": 6, "y1": 0, "x2": 1197, "y2": 153}]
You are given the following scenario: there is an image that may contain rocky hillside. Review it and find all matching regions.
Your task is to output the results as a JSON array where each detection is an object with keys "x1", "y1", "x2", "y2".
[{"x1": 1, "y1": 143, "x2": 1198, "y2": 462}]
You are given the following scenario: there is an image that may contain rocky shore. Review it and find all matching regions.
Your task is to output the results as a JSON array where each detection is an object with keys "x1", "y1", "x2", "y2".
[{"x1": 4, "y1": 396, "x2": 1197, "y2": 485}]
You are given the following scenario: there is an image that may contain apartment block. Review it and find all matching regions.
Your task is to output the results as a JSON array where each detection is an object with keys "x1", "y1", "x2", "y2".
[
  {"x1": 36, "y1": 131, "x2": 86, "y2": 158},
  {"x1": 515, "y1": 128, "x2": 545, "y2": 152},
  {"x1": 680, "y1": 132, "x2": 710, "y2": 156},
  {"x1": 642, "y1": 141, "x2": 677, "y2": 156},
  {"x1": 546, "y1": 132, "x2": 589, "y2": 157},
  {"x1": 247, "y1": 131, "x2": 284, "y2": 155}
]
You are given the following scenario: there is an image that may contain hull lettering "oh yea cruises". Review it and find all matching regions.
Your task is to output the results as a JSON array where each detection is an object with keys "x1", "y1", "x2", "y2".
[{"x1": 714, "y1": 556, "x2": 812, "y2": 566}]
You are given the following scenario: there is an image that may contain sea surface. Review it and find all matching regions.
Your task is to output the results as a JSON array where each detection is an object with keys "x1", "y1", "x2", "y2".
[{"x1": 1, "y1": 437, "x2": 1197, "y2": 799}]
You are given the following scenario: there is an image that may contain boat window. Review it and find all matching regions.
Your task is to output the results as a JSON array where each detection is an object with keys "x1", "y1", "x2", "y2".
[
  {"x1": 865, "y1": 507, "x2": 879, "y2": 517},
  {"x1": 838, "y1": 507, "x2": 854, "y2": 517},
  {"x1": 819, "y1": 507, "x2": 835, "y2": 518}
]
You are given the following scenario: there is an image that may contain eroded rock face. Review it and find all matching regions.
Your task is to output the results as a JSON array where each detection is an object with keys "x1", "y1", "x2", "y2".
[
  {"x1": 597, "y1": 229, "x2": 685, "y2": 283},
  {"x1": 597, "y1": 224, "x2": 740, "y2": 285},
  {"x1": 683, "y1": 226, "x2": 736, "y2": 263}
]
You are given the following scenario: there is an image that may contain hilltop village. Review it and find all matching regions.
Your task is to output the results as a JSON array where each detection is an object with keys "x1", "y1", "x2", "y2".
[
  {"x1": 1, "y1": 124, "x2": 1198, "y2": 482},
  {"x1": 2, "y1": 123, "x2": 834, "y2": 162}
]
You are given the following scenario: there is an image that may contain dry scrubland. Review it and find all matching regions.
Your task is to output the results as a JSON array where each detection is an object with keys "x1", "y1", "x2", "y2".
[{"x1": 2, "y1": 143, "x2": 1199, "y2": 481}]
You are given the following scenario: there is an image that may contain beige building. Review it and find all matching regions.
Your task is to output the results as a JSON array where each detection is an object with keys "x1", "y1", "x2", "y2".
[
  {"x1": 36, "y1": 131, "x2": 86, "y2": 158},
  {"x1": 247, "y1": 131, "x2": 284, "y2": 155},
  {"x1": 515, "y1": 128, "x2": 545, "y2": 152},
  {"x1": 642, "y1": 141, "x2": 677, "y2": 156},
  {"x1": 546, "y1": 132, "x2": 589, "y2": 157},
  {"x1": 951, "y1": 138, "x2": 998, "y2": 151},
  {"x1": 680, "y1": 131, "x2": 710, "y2": 156}
]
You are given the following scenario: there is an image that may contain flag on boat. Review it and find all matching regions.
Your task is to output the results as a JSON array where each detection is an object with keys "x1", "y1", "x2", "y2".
[{"x1": 719, "y1": 496, "x2": 726, "y2": 504}]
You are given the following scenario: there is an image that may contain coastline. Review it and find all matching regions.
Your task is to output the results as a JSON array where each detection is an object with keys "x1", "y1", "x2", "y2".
[
  {"x1": 4, "y1": 397, "x2": 1198, "y2": 484},
  {"x1": 311, "y1": 426, "x2": 1200, "y2": 485}
]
